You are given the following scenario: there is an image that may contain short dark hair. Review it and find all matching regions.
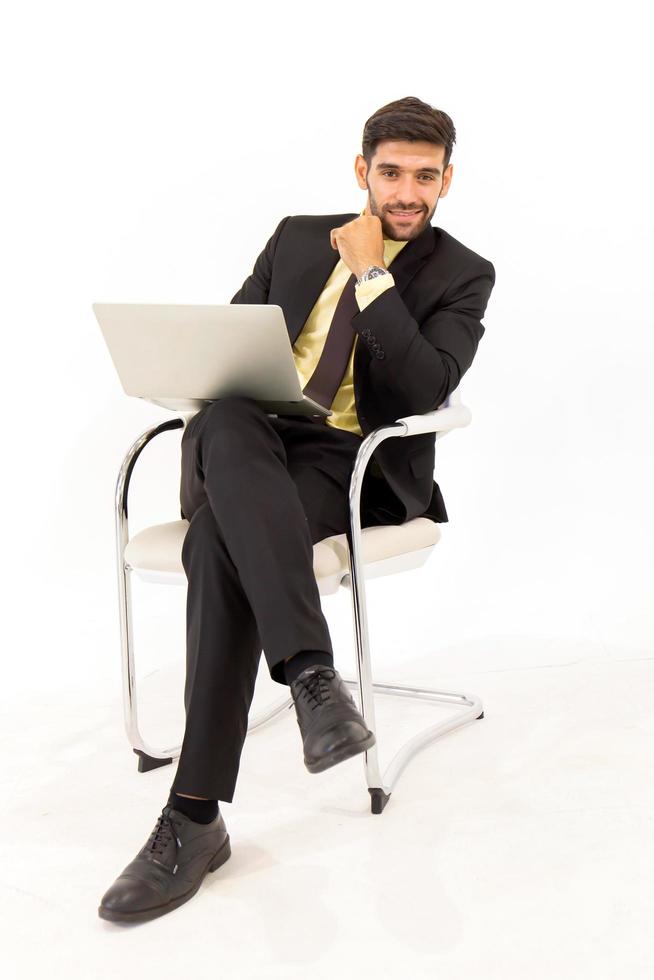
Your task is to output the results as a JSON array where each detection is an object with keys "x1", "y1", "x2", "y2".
[{"x1": 361, "y1": 96, "x2": 456, "y2": 173}]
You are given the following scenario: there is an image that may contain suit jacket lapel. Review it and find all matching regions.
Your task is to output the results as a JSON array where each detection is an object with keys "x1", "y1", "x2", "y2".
[{"x1": 385, "y1": 218, "x2": 437, "y2": 294}]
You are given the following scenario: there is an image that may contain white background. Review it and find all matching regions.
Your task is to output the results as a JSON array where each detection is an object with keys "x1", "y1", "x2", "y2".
[
  {"x1": 2, "y1": 0, "x2": 651, "y2": 698},
  {"x1": 2, "y1": 0, "x2": 653, "y2": 974}
]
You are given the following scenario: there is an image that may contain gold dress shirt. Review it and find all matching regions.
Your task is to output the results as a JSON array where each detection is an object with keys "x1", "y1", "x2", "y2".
[{"x1": 291, "y1": 211, "x2": 408, "y2": 436}]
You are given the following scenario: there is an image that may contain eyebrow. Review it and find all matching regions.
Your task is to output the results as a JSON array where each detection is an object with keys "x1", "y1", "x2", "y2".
[{"x1": 375, "y1": 161, "x2": 442, "y2": 177}]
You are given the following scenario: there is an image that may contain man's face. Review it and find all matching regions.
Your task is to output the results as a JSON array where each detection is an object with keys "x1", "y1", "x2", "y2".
[{"x1": 354, "y1": 139, "x2": 452, "y2": 241}]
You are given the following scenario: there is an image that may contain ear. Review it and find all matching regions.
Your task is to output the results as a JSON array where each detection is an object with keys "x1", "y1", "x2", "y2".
[
  {"x1": 440, "y1": 163, "x2": 454, "y2": 198},
  {"x1": 354, "y1": 154, "x2": 368, "y2": 191}
]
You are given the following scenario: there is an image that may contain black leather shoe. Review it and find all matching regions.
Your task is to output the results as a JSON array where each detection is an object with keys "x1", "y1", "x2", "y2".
[
  {"x1": 98, "y1": 804, "x2": 231, "y2": 924},
  {"x1": 290, "y1": 665, "x2": 376, "y2": 774}
]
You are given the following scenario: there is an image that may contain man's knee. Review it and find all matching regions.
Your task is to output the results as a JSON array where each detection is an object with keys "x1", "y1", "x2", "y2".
[
  {"x1": 205, "y1": 396, "x2": 264, "y2": 427},
  {"x1": 201, "y1": 396, "x2": 274, "y2": 462}
]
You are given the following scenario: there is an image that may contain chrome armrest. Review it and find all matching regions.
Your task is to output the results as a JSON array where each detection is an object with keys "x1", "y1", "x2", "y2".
[
  {"x1": 115, "y1": 416, "x2": 186, "y2": 525},
  {"x1": 348, "y1": 400, "x2": 471, "y2": 512},
  {"x1": 115, "y1": 401, "x2": 468, "y2": 532},
  {"x1": 394, "y1": 403, "x2": 472, "y2": 437},
  {"x1": 345, "y1": 398, "x2": 471, "y2": 621}
]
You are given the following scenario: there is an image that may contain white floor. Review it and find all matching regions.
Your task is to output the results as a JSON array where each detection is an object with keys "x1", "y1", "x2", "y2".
[{"x1": 3, "y1": 636, "x2": 654, "y2": 980}]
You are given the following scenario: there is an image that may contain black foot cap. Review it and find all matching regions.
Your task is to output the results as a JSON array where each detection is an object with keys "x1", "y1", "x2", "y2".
[
  {"x1": 369, "y1": 788, "x2": 391, "y2": 814},
  {"x1": 476, "y1": 711, "x2": 485, "y2": 720},
  {"x1": 133, "y1": 749, "x2": 173, "y2": 773}
]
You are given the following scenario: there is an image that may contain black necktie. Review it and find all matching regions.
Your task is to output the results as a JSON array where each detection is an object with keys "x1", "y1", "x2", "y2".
[{"x1": 302, "y1": 273, "x2": 359, "y2": 414}]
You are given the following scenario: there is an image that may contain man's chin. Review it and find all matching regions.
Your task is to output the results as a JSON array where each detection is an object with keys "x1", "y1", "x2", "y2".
[{"x1": 382, "y1": 213, "x2": 426, "y2": 241}]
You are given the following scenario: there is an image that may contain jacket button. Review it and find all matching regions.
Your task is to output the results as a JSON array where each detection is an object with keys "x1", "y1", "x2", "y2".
[{"x1": 375, "y1": 350, "x2": 385, "y2": 360}]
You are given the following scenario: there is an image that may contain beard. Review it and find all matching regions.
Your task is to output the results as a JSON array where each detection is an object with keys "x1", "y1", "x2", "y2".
[{"x1": 366, "y1": 185, "x2": 439, "y2": 241}]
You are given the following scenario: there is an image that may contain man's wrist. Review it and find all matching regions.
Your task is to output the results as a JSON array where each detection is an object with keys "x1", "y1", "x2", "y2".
[{"x1": 355, "y1": 262, "x2": 388, "y2": 283}]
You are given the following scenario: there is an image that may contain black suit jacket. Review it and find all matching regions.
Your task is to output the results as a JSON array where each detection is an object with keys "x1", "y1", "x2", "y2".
[{"x1": 230, "y1": 213, "x2": 495, "y2": 524}]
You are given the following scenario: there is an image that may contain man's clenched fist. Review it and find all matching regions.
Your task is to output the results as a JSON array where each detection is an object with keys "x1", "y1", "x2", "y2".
[{"x1": 330, "y1": 213, "x2": 386, "y2": 279}]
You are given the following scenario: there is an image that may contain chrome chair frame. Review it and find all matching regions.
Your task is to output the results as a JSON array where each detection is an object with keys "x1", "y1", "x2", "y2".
[{"x1": 115, "y1": 394, "x2": 483, "y2": 814}]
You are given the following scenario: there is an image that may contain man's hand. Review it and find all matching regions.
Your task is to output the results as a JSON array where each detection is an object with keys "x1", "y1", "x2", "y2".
[{"x1": 330, "y1": 213, "x2": 386, "y2": 279}]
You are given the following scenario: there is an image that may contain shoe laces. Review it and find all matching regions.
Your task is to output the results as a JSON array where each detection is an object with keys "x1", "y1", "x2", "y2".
[
  {"x1": 145, "y1": 806, "x2": 183, "y2": 872},
  {"x1": 298, "y1": 666, "x2": 337, "y2": 710}
]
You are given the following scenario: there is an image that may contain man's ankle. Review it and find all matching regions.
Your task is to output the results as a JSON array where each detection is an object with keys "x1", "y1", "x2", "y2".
[
  {"x1": 284, "y1": 650, "x2": 334, "y2": 685},
  {"x1": 168, "y1": 791, "x2": 219, "y2": 824}
]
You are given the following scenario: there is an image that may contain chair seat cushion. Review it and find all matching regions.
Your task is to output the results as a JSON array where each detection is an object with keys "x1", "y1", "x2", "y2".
[{"x1": 124, "y1": 517, "x2": 441, "y2": 594}]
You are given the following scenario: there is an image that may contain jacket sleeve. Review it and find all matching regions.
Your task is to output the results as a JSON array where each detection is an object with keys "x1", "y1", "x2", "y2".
[
  {"x1": 350, "y1": 259, "x2": 496, "y2": 415},
  {"x1": 230, "y1": 215, "x2": 291, "y2": 305}
]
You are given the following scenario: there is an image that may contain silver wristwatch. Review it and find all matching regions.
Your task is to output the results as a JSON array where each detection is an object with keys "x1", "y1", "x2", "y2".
[{"x1": 355, "y1": 265, "x2": 389, "y2": 287}]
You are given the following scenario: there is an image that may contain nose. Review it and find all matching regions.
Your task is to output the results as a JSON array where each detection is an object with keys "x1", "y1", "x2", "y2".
[{"x1": 390, "y1": 175, "x2": 423, "y2": 209}]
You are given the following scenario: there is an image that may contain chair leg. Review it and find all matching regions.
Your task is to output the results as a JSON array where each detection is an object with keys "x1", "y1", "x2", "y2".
[
  {"x1": 115, "y1": 420, "x2": 293, "y2": 771},
  {"x1": 247, "y1": 695, "x2": 295, "y2": 731},
  {"x1": 117, "y1": 562, "x2": 176, "y2": 769},
  {"x1": 340, "y1": 675, "x2": 484, "y2": 813},
  {"x1": 343, "y1": 526, "x2": 484, "y2": 814},
  {"x1": 133, "y1": 748, "x2": 174, "y2": 772},
  {"x1": 118, "y1": 552, "x2": 483, "y2": 798},
  {"x1": 118, "y1": 512, "x2": 483, "y2": 803},
  {"x1": 118, "y1": 555, "x2": 293, "y2": 767}
]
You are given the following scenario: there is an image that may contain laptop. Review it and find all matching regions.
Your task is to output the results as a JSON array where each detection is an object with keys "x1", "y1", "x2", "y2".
[{"x1": 92, "y1": 302, "x2": 332, "y2": 418}]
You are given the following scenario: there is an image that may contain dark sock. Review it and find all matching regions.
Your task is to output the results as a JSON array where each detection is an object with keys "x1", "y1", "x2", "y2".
[
  {"x1": 284, "y1": 649, "x2": 335, "y2": 686},
  {"x1": 168, "y1": 791, "x2": 219, "y2": 824}
]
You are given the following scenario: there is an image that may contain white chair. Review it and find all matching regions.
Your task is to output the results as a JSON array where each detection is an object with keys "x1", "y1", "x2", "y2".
[{"x1": 115, "y1": 388, "x2": 483, "y2": 814}]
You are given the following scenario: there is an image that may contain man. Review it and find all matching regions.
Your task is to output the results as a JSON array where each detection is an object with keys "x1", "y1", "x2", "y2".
[{"x1": 99, "y1": 96, "x2": 496, "y2": 924}]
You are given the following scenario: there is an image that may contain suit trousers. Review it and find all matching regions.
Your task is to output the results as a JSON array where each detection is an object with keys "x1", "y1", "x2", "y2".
[{"x1": 170, "y1": 395, "x2": 405, "y2": 802}]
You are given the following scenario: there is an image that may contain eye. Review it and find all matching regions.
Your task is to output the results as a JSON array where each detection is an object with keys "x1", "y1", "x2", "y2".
[{"x1": 382, "y1": 171, "x2": 434, "y2": 181}]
